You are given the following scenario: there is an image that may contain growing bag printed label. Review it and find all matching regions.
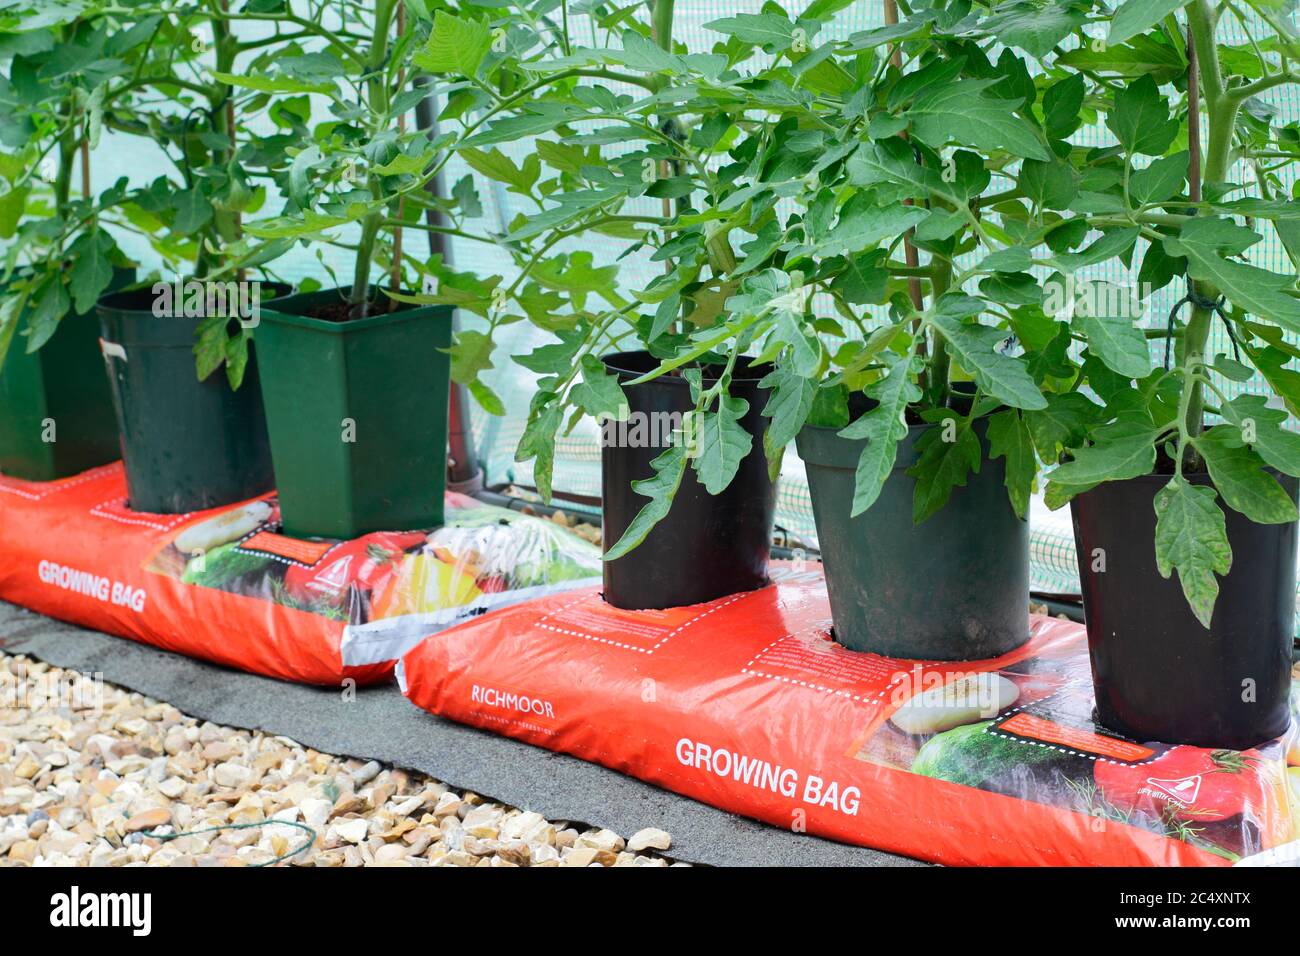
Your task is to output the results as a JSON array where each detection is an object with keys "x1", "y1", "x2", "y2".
[
  {"x1": 400, "y1": 568, "x2": 1300, "y2": 867},
  {"x1": 0, "y1": 464, "x2": 601, "y2": 684}
]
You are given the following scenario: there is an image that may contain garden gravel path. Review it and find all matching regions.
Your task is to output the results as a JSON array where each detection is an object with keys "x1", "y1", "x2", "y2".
[
  {"x1": 0, "y1": 601, "x2": 918, "y2": 867},
  {"x1": 0, "y1": 647, "x2": 683, "y2": 867}
]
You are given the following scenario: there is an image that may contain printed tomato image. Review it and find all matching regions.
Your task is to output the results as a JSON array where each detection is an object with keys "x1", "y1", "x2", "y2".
[
  {"x1": 283, "y1": 532, "x2": 426, "y2": 609},
  {"x1": 1096, "y1": 746, "x2": 1292, "y2": 850}
]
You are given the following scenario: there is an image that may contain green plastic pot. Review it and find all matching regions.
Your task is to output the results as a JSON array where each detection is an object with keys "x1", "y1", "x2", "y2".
[
  {"x1": 796, "y1": 415, "x2": 1030, "y2": 660},
  {"x1": 254, "y1": 287, "x2": 453, "y2": 539},
  {"x1": 0, "y1": 267, "x2": 134, "y2": 480},
  {"x1": 97, "y1": 285, "x2": 277, "y2": 514}
]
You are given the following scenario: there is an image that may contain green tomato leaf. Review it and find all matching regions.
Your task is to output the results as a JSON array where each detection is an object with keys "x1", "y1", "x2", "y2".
[
  {"x1": 820, "y1": 197, "x2": 928, "y2": 257},
  {"x1": 1129, "y1": 151, "x2": 1188, "y2": 206},
  {"x1": 1048, "y1": 421, "x2": 1159, "y2": 488},
  {"x1": 760, "y1": 365, "x2": 814, "y2": 481},
  {"x1": 24, "y1": 275, "x2": 69, "y2": 354},
  {"x1": 1108, "y1": 0, "x2": 1191, "y2": 46},
  {"x1": 1106, "y1": 74, "x2": 1178, "y2": 156},
  {"x1": 0, "y1": 184, "x2": 27, "y2": 238},
  {"x1": 847, "y1": 137, "x2": 966, "y2": 208},
  {"x1": 694, "y1": 395, "x2": 752, "y2": 495},
  {"x1": 908, "y1": 80, "x2": 1050, "y2": 161},
  {"x1": 210, "y1": 71, "x2": 335, "y2": 95},
  {"x1": 448, "y1": 329, "x2": 494, "y2": 385},
  {"x1": 1164, "y1": 219, "x2": 1300, "y2": 332},
  {"x1": 569, "y1": 353, "x2": 627, "y2": 421},
  {"x1": 984, "y1": 1, "x2": 1088, "y2": 58},
  {"x1": 515, "y1": 402, "x2": 563, "y2": 502},
  {"x1": 1153, "y1": 478, "x2": 1231, "y2": 628},
  {"x1": 224, "y1": 328, "x2": 251, "y2": 391},
  {"x1": 1025, "y1": 392, "x2": 1103, "y2": 461},
  {"x1": 460, "y1": 147, "x2": 539, "y2": 195},
  {"x1": 928, "y1": 295, "x2": 1047, "y2": 410},
  {"x1": 413, "y1": 11, "x2": 491, "y2": 76},
  {"x1": 986, "y1": 409, "x2": 1037, "y2": 519},
  {"x1": 1219, "y1": 394, "x2": 1300, "y2": 477},
  {"x1": 469, "y1": 379, "x2": 505, "y2": 416},
  {"x1": 1193, "y1": 426, "x2": 1299, "y2": 524},
  {"x1": 839, "y1": 352, "x2": 922, "y2": 516},
  {"x1": 67, "y1": 230, "x2": 115, "y2": 315},
  {"x1": 171, "y1": 186, "x2": 212, "y2": 237},
  {"x1": 603, "y1": 444, "x2": 688, "y2": 560},
  {"x1": 1018, "y1": 159, "x2": 1078, "y2": 211},
  {"x1": 704, "y1": 13, "x2": 817, "y2": 51},
  {"x1": 906, "y1": 413, "x2": 983, "y2": 524},
  {"x1": 1042, "y1": 73, "x2": 1085, "y2": 141},
  {"x1": 1075, "y1": 291, "x2": 1151, "y2": 379}
]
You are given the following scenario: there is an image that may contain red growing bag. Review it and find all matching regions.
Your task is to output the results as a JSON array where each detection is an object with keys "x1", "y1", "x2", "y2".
[
  {"x1": 400, "y1": 568, "x2": 1300, "y2": 866},
  {"x1": 0, "y1": 464, "x2": 600, "y2": 685}
]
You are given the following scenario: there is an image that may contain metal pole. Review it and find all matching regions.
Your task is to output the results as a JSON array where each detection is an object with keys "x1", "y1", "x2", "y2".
[{"x1": 413, "y1": 75, "x2": 482, "y2": 493}]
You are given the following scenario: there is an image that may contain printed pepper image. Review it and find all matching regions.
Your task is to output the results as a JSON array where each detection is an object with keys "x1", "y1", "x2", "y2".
[
  {"x1": 1289, "y1": 767, "x2": 1300, "y2": 835},
  {"x1": 369, "y1": 551, "x2": 483, "y2": 619}
]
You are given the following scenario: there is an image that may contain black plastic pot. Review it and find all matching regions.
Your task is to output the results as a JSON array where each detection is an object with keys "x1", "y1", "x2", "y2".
[
  {"x1": 796, "y1": 416, "x2": 1030, "y2": 660},
  {"x1": 600, "y1": 351, "x2": 776, "y2": 610},
  {"x1": 0, "y1": 267, "x2": 134, "y2": 480},
  {"x1": 1071, "y1": 473, "x2": 1298, "y2": 749},
  {"x1": 97, "y1": 284, "x2": 280, "y2": 514}
]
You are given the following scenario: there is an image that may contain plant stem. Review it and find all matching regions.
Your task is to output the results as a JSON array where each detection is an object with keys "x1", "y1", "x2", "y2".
[
  {"x1": 651, "y1": 0, "x2": 675, "y2": 52},
  {"x1": 1182, "y1": 5, "x2": 1237, "y2": 445},
  {"x1": 650, "y1": 0, "x2": 688, "y2": 333},
  {"x1": 926, "y1": 263, "x2": 952, "y2": 407},
  {"x1": 350, "y1": 0, "x2": 399, "y2": 312},
  {"x1": 54, "y1": 113, "x2": 77, "y2": 212}
]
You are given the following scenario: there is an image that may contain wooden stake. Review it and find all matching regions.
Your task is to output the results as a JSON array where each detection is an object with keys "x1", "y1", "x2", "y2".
[{"x1": 79, "y1": 139, "x2": 90, "y2": 199}]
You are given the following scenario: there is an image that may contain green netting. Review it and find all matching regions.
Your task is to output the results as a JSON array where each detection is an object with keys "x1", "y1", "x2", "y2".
[{"x1": 89, "y1": 3, "x2": 1299, "y2": 601}]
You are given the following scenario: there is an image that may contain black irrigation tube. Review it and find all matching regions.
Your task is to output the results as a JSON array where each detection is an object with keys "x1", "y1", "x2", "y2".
[
  {"x1": 473, "y1": 486, "x2": 1093, "y2": 620},
  {"x1": 472, "y1": 495, "x2": 1300, "y2": 657}
]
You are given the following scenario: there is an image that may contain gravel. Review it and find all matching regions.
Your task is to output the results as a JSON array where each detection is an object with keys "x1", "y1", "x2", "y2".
[{"x1": 0, "y1": 651, "x2": 681, "y2": 867}]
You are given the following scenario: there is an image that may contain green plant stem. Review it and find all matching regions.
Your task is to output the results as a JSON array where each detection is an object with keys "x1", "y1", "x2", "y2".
[
  {"x1": 1182, "y1": 1, "x2": 1237, "y2": 444},
  {"x1": 53, "y1": 116, "x2": 77, "y2": 212},
  {"x1": 649, "y1": 0, "x2": 691, "y2": 333},
  {"x1": 209, "y1": 9, "x2": 240, "y2": 255},
  {"x1": 651, "y1": 0, "x2": 675, "y2": 51},
  {"x1": 926, "y1": 263, "x2": 952, "y2": 407},
  {"x1": 350, "y1": 0, "x2": 399, "y2": 311}
]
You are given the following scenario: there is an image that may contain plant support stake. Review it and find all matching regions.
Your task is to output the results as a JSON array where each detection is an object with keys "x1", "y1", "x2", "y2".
[{"x1": 414, "y1": 76, "x2": 480, "y2": 492}]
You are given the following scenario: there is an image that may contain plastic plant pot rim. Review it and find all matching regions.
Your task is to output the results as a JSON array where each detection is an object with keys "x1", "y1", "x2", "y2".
[
  {"x1": 798, "y1": 411, "x2": 998, "y2": 473},
  {"x1": 97, "y1": 281, "x2": 295, "y2": 349},
  {"x1": 601, "y1": 349, "x2": 771, "y2": 386},
  {"x1": 257, "y1": 287, "x2": 452, "y2": 335},
  {"x1": 97, "y1": 280, "x2": 294, "y2": 314}
]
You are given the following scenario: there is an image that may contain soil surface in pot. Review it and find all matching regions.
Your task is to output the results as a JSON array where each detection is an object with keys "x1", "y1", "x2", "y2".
[{"x1": 292, "y1": 295, "x2": 421, "y2": 323}]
